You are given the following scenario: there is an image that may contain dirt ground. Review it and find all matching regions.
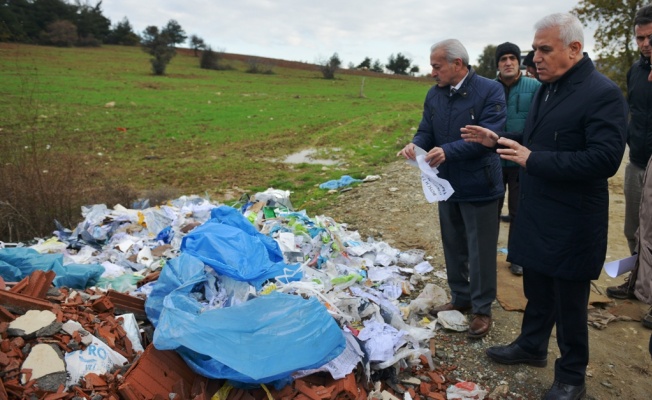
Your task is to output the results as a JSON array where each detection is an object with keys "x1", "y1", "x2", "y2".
[{"x1": 322, "y1": 154, "x2": 651, "y2": 399}]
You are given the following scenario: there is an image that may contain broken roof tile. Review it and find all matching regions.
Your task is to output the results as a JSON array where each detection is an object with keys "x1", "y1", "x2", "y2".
[
  {"x1": 106, "y1": 290, "x2": 146, "y2": 321},
  {"x1": 21, "y1": 270, "x2": 56, "y2": 299},
  {"x1": 0, "y1": 289, "x2": 59, "y2": 315},
  {"x1": 118, "y1": 344, "x2": 206, "y2": 400}
]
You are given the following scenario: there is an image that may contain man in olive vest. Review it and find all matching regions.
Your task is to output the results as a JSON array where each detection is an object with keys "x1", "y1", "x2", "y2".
[{"x1": 494, "y1": 42, "x2": 541, "y2": 275}]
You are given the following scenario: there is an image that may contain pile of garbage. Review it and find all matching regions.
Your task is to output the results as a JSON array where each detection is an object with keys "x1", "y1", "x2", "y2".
[{"x1": 0, "y1": 189, "x2": 487, "y2": 399}]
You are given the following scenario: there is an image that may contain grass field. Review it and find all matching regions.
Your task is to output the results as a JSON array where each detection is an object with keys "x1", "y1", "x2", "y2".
[{"x1": 0, "y1": 43, "x2": 433, "y2": 217}]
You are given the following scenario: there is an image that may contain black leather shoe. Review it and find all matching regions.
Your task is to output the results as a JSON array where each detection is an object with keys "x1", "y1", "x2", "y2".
[
  {"x1": 486, "y1": 342, "x2": 547, "y2": 367},
  {"x1": 509, "y1": 263, "x2": 523, "y2": 275},
  {"x1": 542, "y1": 380, "x2": 586, "y2": 400}
]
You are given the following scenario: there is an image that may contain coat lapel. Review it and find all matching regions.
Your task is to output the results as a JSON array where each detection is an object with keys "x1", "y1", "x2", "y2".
[{"x1": 525, "y1": 56, "x2": 592, "y2": 142}]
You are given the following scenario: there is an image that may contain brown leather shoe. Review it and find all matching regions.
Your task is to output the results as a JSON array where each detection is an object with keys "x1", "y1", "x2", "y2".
[
  {"x1": 468, "y1": 314, "x2": 491, "y2": 339},
  {"x1": 428, "y1": 302, "x2": 471, "y2": 317}
]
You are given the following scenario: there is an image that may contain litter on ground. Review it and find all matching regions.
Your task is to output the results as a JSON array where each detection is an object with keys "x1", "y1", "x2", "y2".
[{"x1": 0, "y1": 187, "x2": 476, "y2": 400}]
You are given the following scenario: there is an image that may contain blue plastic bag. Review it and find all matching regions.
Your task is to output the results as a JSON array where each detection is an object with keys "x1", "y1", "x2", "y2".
[
  {"x1": 145, "y1": 253, "x2": 206, "y2": 327},
  {"x1": 155, "y1": 225, "x2": 174, "y2": 244},
  {"x1": 210, "y1": 206, "x2": 284, "y2": 260},
  {"x1": 319, "y1": 175, "x2": 362, "y2": 190},
  {"x1": 146, "y1": 253, "x2": 346, "y2": 386},
  {"x1": 0, "y1": 248, "x2": 104, "y2": 289},
  {"x1": 155, "y1": 291, "x2": 345, "y2": 385},
  {"x1": 181, "y1": 206, "x2": 301, "y2": 289},
  {"x1": 0, "y1": 248, "x2": 61, "y2": 281},
  {"x1": 52, "y1": 263, "x2": 105, "y2": 288}
]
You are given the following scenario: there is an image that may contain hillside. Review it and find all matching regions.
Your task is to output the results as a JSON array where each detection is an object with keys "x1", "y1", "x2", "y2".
[{"x1": 0, "y1": 42, "x2": 432, "y2": 239}]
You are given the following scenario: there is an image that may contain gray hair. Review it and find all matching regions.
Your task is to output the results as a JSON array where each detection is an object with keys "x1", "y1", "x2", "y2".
[
  {"x1": 534, "y1": 13, "x2": 584, "y2": 47},
  {"x1": 430, "y1": 39, "x2": 469, "y2": 66}
]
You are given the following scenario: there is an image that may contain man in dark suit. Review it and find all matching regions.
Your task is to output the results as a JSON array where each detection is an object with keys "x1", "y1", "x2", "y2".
[
  {"x1": 461, "y1": 13, "x2": 627, "y2": 400},
  {"x1": 397, "y1": 39, "x2": 506, "y2": 339}
]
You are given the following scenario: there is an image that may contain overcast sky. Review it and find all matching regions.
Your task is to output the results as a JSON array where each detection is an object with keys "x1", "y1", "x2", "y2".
[{"x1": 101, "y1": 0, "x2": 599, "y2": 73}]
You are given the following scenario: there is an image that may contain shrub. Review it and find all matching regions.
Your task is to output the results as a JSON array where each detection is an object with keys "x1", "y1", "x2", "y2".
[
  {"x1": 0, "y1": 134, "x2": 137, "y2": 242},
  {"x1": 319, "y1": 53, "x2": 342, "y2": 79},
  {"x1": 77, "y1": 34, "x2": 102, "y2": 47},
  {"x1": 0, "y1": 81, "x2": 136, "y2": 242},
  {"x1": 246, "y1": 57, "x2": 275, "y2": 74},
  {"x1": 200, "y1": 46, "x2": 232, "y2": 71},
  {"x1": 41, "y1": 20, "x2": 77, "y2": 47},
  {"x1": 200, "y1": 46, "x2": 219, "y2": 69}
]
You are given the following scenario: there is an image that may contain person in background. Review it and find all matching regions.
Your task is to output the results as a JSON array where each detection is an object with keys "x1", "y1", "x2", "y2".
[
  {"x1": 631, "y1": 155, "x2": 652, "y2": 327},
  {"x1": 397, "y1": 38, "x2": 506, "y2": 339},
  {"x1": 610, "y1": 27, "x2": 652, "y2": 355},
  {"x1": 606, "y1": 5, "x2": 652, "y2": 314},
  {"x1": 461, "y1": 13, "x2": 627, "y2": 400},
  {"x1": 494, "y1": 42, "x2": 541, "y2": 275},
  {"x1": 523, "y1": 50, "x2": 539, "y2": 79}
]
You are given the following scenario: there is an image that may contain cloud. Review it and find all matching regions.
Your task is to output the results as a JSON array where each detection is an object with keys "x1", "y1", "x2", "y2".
[{"x1": 101, "y1": 0, "x2": 596, "y2": 72}]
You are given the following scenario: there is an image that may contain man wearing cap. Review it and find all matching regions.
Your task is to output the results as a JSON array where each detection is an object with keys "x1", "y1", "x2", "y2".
[
  {"x1": 494, "y1": 42, "x2": 541, "y2": 276},
  {"x1": 523, "y1": 50, "x2": 539, "y2": 79}
]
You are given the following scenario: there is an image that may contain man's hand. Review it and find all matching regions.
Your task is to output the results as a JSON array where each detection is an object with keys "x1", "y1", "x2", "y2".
[
  {"x1": 496, "y1": 137, "x2": 531, "y2": 167},
  {"x1": 460, "y1": 125, "x2": 499, "y2": 147},
  {"x1": 425, "y1": 147, "x2": 445, "y2": 167},
  {"x1": 461, "y1": 125, "x2": 531, "y2": 167},
  {"x1": 397, "y1": 143, "x2": 416, "y2": 160}
]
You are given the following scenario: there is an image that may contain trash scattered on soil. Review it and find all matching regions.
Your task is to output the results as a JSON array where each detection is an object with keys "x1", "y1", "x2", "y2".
[{"x1": 0, "y1": 188, "x2": 492, "y2": 399}]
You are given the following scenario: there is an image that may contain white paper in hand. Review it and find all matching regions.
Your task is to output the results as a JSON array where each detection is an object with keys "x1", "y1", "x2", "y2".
[{"x1": 416, "y1": 155, "x2": 454, "y2": 202}]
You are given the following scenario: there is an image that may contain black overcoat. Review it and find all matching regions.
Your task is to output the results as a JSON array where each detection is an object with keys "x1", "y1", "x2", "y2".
[{"x1": 507, "y1": 55, "x2": 628, "y2": 280}]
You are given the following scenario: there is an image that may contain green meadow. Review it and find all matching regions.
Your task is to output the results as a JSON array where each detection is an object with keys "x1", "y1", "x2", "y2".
[{"x1": 0, "y1": 43, "x2": 432, "y2": 215}]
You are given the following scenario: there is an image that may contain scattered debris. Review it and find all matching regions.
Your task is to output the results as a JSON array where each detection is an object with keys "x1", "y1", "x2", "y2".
[{"x1": 0, "y1": 189, "x2": 516, "y2": 399}]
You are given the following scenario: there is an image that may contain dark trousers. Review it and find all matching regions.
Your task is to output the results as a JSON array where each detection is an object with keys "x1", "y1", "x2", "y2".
[
  {"x1": 515, "y1": 268, "x2": 591, "y2": 386},
  {"x1": 438, "y1": 200, "x2": 499, "y2": 316}
]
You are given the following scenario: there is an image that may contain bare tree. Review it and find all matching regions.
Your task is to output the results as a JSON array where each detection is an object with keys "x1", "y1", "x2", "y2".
[{"x1": 41, "y1": 20, "x2": 78, "y2": 47}]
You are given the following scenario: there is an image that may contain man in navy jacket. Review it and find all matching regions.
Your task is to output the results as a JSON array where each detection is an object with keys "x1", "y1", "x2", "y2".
[
  {"x1": 461, "y1": 13, "x2": 627, "y2": 400},
  {"x1": 397, "y1": 38, "x2": 506, "y2": 339}
]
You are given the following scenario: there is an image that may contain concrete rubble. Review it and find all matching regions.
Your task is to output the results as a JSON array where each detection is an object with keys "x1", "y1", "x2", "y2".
[{"x1": 0, "y1": 190, "x2": 480, "y2": 400}]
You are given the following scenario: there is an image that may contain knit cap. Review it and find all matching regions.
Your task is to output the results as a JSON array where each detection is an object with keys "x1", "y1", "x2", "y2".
[
  {"x1": 495, "y1": 42, "x2": 521, "y2": 66},
  {"x1": 523, "y1": 50, "x2": 535, "y2": 67}
]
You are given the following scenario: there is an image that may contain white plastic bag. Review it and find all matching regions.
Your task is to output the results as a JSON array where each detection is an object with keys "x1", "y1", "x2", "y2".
[
  {"x1": 446, "y1": 381, "x2": 488, "y2": 399},
  {"x1": 64, "y1": 321, "x2": 128, "y2": 387}
]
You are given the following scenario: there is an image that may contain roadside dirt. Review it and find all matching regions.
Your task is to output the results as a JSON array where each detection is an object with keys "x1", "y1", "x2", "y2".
[{"x1": 322, "y1": 155, "x2": 651, "y2": 399}]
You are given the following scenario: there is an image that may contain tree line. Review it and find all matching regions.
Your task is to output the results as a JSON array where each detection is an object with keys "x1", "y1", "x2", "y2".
[
  {"x1": 3, "y1": 0, "x2": 637, "y2": 83},
  {"x1": 0, "y1": 0, "x2": 422, "y2": 78}
]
